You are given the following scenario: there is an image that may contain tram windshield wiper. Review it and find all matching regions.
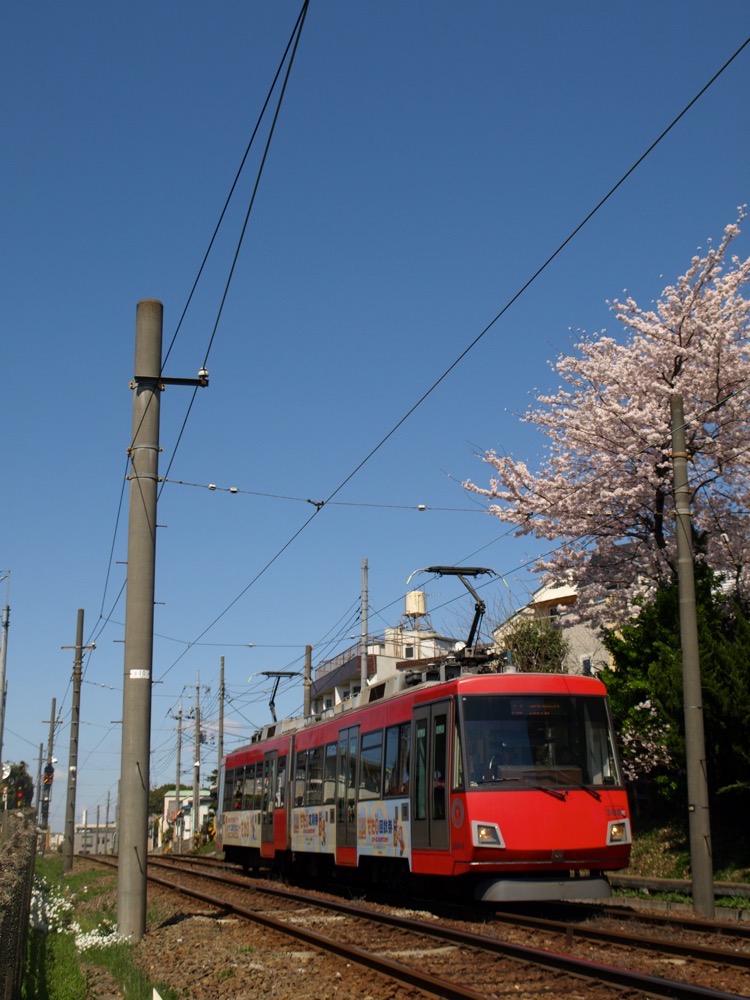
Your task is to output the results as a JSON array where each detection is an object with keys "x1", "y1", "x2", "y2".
[
  {"x1": 528, "y1": 782, "x2": 568, "y2": 801},
  {"x1": 546, "y1": 768, "x2": 602, "y2": 800},
  {"x1": 478, "y1": 775, "x2": 567, "y2": 800},
  {"x1": 572, "y1": 781, "x2": 601, "y2": 800}
]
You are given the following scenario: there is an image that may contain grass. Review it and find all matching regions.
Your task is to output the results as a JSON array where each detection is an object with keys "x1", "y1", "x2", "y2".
[
  {"x1": 24, "y1": 923, "x2": 86, "y2": 1000},
  {"x1": 620, "y1": 815, "x2": 750, "y2": 910},
  {"x1": 627, "y1": 817, "x2": 750, "y2": 882},
  {"x1": 23, "y1": 855, "x2": 180, "y2": 1000}
]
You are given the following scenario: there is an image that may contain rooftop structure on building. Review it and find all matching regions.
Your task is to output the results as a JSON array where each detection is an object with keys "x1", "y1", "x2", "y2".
[
  {"x1": 249, "y1": 568, "x2": 502, "y2": 744},
  {"x1": 493, "y1": 581, "x2": 611, "y2": 675}
]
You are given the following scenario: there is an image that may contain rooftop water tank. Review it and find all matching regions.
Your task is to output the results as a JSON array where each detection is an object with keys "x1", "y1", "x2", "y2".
[{"x1": 405, "y1": 590, "x2": 426, "y2": 618}]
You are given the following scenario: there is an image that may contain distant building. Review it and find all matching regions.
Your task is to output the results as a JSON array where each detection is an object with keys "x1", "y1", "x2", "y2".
[
  {"x1": 74, "y1": 812, "x2": 117, "y2": 855},
  {"x1": 310, "y1": 590, "x2": 462, "y2": 715},
  {"x1": 157, "y1": 788, "x2": 213, "y2": 851},
  {"x1": 493, "y1": 582, "x2": 611, "y2": 675}
]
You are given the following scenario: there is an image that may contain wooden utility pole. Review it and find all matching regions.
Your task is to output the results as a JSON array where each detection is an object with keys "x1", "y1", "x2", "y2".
[{"x1": 670, "y1": 393, "x2": 715, "y2": 918}]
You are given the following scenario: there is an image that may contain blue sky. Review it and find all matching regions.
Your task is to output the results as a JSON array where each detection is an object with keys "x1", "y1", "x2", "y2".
[{"x1": 2, "y1": 2, "x2": 749, "y2": 830}]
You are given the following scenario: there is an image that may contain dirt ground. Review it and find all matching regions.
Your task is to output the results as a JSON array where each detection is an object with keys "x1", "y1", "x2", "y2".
[{"x1": 74, "y1": 863, "x2": 422, "y2": 999}]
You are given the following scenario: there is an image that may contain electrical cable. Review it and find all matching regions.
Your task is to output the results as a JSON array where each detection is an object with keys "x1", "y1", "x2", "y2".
[
  {"x1": 154, "y1": 33, "x2": 750, "y2": 675},
  {"x1": 85, "y1": 1, "x2": 311, "y2": 670}
]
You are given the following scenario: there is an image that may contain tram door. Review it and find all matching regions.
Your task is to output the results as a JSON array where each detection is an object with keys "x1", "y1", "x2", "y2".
[
  {"x1": 336, "y1": 725, "x2": 359, "y2": 848},
  {"x1": 261, "y1": 751, "x2": 277, "y2": 845},
  {"x1": 411, "y1": 701, "x2": 450, "y2": 850}
]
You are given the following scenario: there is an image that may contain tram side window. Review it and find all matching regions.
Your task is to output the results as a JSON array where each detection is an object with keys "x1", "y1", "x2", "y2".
[
  {"x1": 276, "y1": 755, "x2": 287, "y2": 808},
  {"x1": 414, "y1": 718, "x2": 428, "y2": 820},
  {"x1": 306, "y1": 745, "x2": 323, "y2": 806},
  {"x1": 252, "y1": 763, "x2": 263, "y2": 811},
  {"x1": 384, "y1": 722, "x2": 411, "y2": 796},
  {"x1": 452, "y1": 715, "x2": 464, "y2": 790},
  {"x1": 294, "y1": 751, "x2": 306, "y2": 807},
  {"x1": 337, "y1": 735, "x2": 347, "y2": 823},
  {"x1": 359, "y1": 730, "x2": 383, "y2": 801},
  {"x1": 243, "y1": 764, "x2": 256, "y2": 812},
  {"x1": 323, "y1": 743, "x2": 337, "y2": 805},
  {"x1": 261, "y1": 758, "x2": 273, "y2": 818},
  {"x1": 432, "y1": 714, "x2": 447, "y2": 820},
  {"x1": 226, "y1": 767, "x2": 241, "y2": 812},
  {"x1": 582, "y1": 700, "x2": 620, "y2": 785},
  {"x1": 234, "y1": 767, "x2": 244, "y2": 810}
]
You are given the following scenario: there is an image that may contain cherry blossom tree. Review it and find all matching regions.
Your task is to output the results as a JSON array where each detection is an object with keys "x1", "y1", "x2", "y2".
[
  {"x1": 617, "y1": 700, "x2": 673, "y2": 784},
  {"x1": 465, "y1": 210, "x2": 750, "y2": 622}
]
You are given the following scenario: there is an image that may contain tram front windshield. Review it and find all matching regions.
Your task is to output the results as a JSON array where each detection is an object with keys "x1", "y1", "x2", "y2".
[{"x1": 461, "y1": 694, "x2": 622, "y2": 789}]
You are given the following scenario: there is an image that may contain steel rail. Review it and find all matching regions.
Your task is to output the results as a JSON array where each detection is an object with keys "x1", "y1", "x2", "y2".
[
  {"x1": 150, "y1": 857, "x2": 750, "y2": 970},
  {"x1": 483, "y1": 908, "x2": 750, "y2": 969},
  {"x1": 144, "y1": 858, "x2": 749, "y2": 1000},
  {"x1": 538, "y1": 900, "x2": 750, "y2": 941}
]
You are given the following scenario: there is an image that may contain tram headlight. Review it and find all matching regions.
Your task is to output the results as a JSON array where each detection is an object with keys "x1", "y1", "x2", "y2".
[
  {"x1": 606, "y1": 818, "x2": 632, "y2": 845},
  {"x1": 472, "y1": 821, "x2": 505, "y2": 848}
]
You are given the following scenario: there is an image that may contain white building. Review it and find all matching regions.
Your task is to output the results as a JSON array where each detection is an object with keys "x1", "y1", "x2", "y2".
[
  {"x1": 157, "y1": 788, "x2": 213, "y2": 851},
  {"x1": 494, "y1": 582, "x2": 611, "y2": 675},
  {"x1": 74, "y1": 817, "x2": 117, "y2": 855}
]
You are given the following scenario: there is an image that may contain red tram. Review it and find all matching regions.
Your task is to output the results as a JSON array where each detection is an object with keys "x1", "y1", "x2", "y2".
[{"x1": 218, "y1": 666, "x2": 631, "y2": 902}]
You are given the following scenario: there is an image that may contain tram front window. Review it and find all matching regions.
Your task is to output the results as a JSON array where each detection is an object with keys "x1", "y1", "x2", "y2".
[{"x1": 461, "y1": 694, "x2": 622, "y2": 789}]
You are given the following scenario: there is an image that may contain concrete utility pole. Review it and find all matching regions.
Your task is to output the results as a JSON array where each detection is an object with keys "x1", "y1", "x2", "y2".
[
  {"x1": 174, "y1": 697, "x2": 182, "y2": 855},
  {"x1": 117, "y1": 299, "x2": 162, "y2": 939},
  {"x1": 193, "y1": 676, "x2": 200, "y2": 849},
  {"x1": 117, "y1": 299, "x2": 208, "y2": 941},
  {"x1": 62, "y1": 609, "x2": 95, "y2": 873},
  {"x1": 35, "y1": 744, "x2": 43, "y2": 824},
  {"x1": 303, "y1": 646, "x2": 312, "y2": 719},
  {"x1": 670, "y1": 394, "x2": 715, "y2": 919},
  {"x1": 360, "y1": 558, "x2": 369, "y2": 692},
  {"x1": 217, "y1": 658, "x2": 224, "y2": 782},
  {"x1": 0, "y1": 571, "x2": 11, "y2": 770}
]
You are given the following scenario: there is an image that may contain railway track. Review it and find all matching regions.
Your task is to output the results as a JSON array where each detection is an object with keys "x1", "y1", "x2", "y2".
[
  {"x1": 90, "y1": 855, "x2": 750, "y2": 998},
  {"x1": 161, "y1": 852, "x2": 750, "y2": 950}
]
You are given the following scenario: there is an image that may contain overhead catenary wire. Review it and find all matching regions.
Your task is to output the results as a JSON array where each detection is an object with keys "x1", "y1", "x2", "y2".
[
  {"x1": 152, "y1": 32, "x2": 750, "y2": 679},
  {"x1": 62, "y1": 25, "x2": 750, "y2": 809},
  {"x1": 87, "y1": 1, "x2": 311, "y2": 661}
]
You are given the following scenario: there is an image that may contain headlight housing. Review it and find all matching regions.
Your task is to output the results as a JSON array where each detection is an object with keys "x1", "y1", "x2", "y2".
[
  {"x1": 607, "y1": 818, "x2": 632, "y2": 845},
  {"x1": 472, "y1": 821, "x2": 505, "y2": 848}
]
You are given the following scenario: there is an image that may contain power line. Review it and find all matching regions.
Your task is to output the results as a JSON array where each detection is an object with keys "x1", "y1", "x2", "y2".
[
  {"x1": 87, "y1": 1, "x2": 311, "y2": 666},
  {"x1": 161, "y1": 477, "x2": 483, "y2": 513},
  {"x1": 154, "y1": 34, "x2": 750, "y2": 668}
]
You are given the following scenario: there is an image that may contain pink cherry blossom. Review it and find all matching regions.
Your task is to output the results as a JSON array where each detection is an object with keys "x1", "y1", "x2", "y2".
[{"x1": 465, "y1": 210, "x2": 750, "y2": 624}]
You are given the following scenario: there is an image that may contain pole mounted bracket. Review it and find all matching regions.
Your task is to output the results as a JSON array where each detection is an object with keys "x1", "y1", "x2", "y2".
[{"x1": 132, "y1": 368, "x2": 210, "y2": 390}]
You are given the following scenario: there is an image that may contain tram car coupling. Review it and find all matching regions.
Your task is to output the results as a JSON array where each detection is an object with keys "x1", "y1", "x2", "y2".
[{"x1": 218, "y1": 662, "x2": 630, "y2": 903}]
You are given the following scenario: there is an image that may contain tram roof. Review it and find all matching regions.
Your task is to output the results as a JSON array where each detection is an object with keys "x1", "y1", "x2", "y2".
[{"x1": 224, "y1": 668, "x2": 607, "y2": 766}]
